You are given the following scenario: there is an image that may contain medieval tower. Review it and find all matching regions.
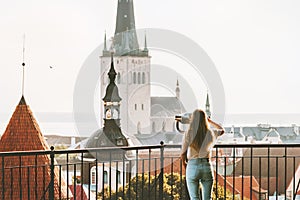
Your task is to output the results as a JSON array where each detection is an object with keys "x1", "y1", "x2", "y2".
[{"x1": 100, "y1": 0, "x2": 151, "y2": 136}]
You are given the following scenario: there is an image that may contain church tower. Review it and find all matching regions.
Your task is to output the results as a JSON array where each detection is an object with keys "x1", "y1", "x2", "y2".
[{"x1": 100, "y1": 0, "x2": 151, "y2": 136}]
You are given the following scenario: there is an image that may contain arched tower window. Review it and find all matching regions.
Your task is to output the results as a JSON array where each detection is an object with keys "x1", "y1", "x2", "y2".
[
  {"x1": 138, "y1": 72, "x2": 141, "y2": 84},
  {"x1": 137, "y1": 122, "x2": 141, "y2": 134},
  {"x1": 133, "y1": 72, "x2": 136, "y2": 84},
  {"x1": 152, "y1": 122, "x2": 156, "y2": 133},
  {"x1": 129, "y1": 71, "x2": 132, "y2": 84},
  {"x1": 117, "y1": 72, "x2": 121, "y2": 84},
  {"x1": 142, "y1": 72, "x2": 145, "y2": 84},
  {"x1": 113, "y1": 108, "x2": 119, "y2": 119},
  {"x1": 173, "y1": 122, "x2": 176, "y2": 132},
  {"x1": 162, "y1": 121, "x2": 166, "y2": 132}
]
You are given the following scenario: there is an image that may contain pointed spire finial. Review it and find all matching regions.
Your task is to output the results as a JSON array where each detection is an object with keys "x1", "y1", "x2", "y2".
[
  {"x1": 22, "y1": 34, "x2": 26, "y2": 96},
  {"x1": 104, "y1": 31, "x2": 107, "y2": 51},
  {"x1": 206, "y1": 90, "x2": 210, "y2": 105},
  {"x1": 108, "y1": 52, "x2": 117, "y2": 83},
  {"x1": 175, "y1": 78, "x2": 180, "y2": 99},
  {"x1": 205, "y1": 91, "x2": 211, "y2": 118},
  {"x1": 144, "y1": 32, "x2": 148, "y2": 52}
]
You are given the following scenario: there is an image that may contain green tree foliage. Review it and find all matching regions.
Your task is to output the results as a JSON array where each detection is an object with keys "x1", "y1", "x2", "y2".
[{"x1": 99, "y1": 173, "x2": 239, "y2": 200}]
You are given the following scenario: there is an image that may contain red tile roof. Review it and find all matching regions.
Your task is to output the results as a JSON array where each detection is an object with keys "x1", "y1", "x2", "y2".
[
  {"x1": 234, "y1": 147, "x2": 300, "y2": 194},
  {"x1": 287, "y1": 164, "x2": 300, "y2": 195},
  {"x1": 215, "y1": 173, "x2": 241, "y2": 197},
  {"x1": 226, "y1": 176, "x2": 262, "y2": 200},
  {"x1": 0, "y1": 96, "x2": 68, "y2": 199},
  {"x1": 69, "y1": 185, "x2": 91, "y2": 200}
]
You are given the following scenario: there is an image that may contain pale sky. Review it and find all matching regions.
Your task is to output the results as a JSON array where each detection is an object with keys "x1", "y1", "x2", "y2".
[{"x1": 1, "y1": 0, "x2": 300, "y2": 118}]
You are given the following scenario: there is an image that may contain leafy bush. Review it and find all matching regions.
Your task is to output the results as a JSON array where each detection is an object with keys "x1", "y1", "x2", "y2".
[{"x1": 99, "y1": 173, "x2": 239, "y2": 200}]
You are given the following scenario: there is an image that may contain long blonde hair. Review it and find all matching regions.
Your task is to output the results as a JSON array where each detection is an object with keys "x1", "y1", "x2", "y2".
[{"x1": 188, "y1": 109, "x2": 213, "y2": 151}]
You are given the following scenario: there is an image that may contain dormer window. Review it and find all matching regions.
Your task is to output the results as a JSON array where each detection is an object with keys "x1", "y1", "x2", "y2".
[{"x1": 117, "y1": 138, "x2": 124, "y2": 146}]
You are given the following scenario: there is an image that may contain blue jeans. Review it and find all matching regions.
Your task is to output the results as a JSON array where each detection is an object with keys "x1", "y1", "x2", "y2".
[{"x1": 186, "y1": 158, "x2": 213, "y2": 200}]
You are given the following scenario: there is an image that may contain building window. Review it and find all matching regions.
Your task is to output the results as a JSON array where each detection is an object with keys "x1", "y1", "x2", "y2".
[
  {"x1": 135, "y1": 104, "x2": 137, "y2": 110},
  {"x1": 113, "y1": 108, "x2": 119, "y2": 119},
  {"x1": 138, "y1": 72, "x2": 141, "y2": 84},
  {"x1": 117, "y1": 170, "x2": 121, "y2": 184},
  {"x1": 117, "y1": 60, "x2": 119, "y2": 64},
  {"x1": 117, "y1": 72, "x2": 121, "y2": 84},
  {"x1": 133, "y1": 72, "x2": 136, "y2": 84},
  {"x1": 129, "y1": 72, "x2": 132, "y2": 84},
  {"x1": 141, "y1": 104, "x2": 144, "y2": 110},
  {"x1": 104, "y1": 171, "x2": 108, "y2": 184},
  {"x1": 137, "y1": 122, "x2": 141, "y2": 134},
  {"x1": 105, "y1": 109, "x2": 112, "y2": 119},
  {"x1": 162, "y1": 121, "x2": 166, "y2": 132},
  {"x1": 152, "y1": 122, "x2": 156, "y2": 133},
  {"x1": 142, "y1": 72, "x2": 145, "y2": 84},
  {"x1": 91, "y1": 168, "x2": 96, "y2": 185}
]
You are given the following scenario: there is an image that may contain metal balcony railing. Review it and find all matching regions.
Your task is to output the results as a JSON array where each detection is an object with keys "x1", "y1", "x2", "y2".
[{"x1": 0, "y1": 143, "x2": 300, "y2": 200}]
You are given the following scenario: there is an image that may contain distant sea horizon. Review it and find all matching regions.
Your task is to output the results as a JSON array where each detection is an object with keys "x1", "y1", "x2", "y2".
[{"x1": 1, "y1": 112, "x2": 300, "y2": 136}]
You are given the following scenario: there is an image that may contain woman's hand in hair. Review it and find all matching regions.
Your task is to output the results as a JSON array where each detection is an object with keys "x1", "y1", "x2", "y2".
[{"x1": 208, "y1": 118, "x2": 225, "y2": 136}]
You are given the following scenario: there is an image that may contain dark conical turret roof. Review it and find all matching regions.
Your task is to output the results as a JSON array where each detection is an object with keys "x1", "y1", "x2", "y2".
[{"x1": 103, "y1": 54, "x2": 122, "y2": 102}]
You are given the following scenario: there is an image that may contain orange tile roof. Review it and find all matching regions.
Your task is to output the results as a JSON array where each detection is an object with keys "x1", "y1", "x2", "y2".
[
  {"x1": 234, "y1": 147, "x2": 300, "y2": 194},
  {"x1": 214, "y1": 173, "x2": 241, "y2": 197},
  {"x1": 226, "y1": 176, "x2": 263, "y2": 200},
  {"x1": 0, "y1": 96, "x2": 68, "y2": 199}
]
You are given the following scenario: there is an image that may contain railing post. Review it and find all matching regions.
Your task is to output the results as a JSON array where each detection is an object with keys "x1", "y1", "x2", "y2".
[
  {"x1": 49, "y1": 146, "x2": 55, "y2": 200},
  {"x1": 159, "y1": 141, "x2": 164, "y2": 200}
]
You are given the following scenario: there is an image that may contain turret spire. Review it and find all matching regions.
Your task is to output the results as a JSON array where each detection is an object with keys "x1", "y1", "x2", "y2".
[
  {"x1": 175, "y1": 78, "x2": 180, "y2": 99},
  {"x1": 104, "y1": 31, "x2": 107, "y2": 51},
  {"x1": 103, "y1": 53, "x2": 121, "y2": 102},
  {"x1": 102, "y1": 31, "x2": 111, "y2": 57},
  {"x1": 205, "y1": 91, "x2": 211, "y2": 118},
  {"x1": 144, "y1": 32, "x2": 148, "y2": 52}
]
